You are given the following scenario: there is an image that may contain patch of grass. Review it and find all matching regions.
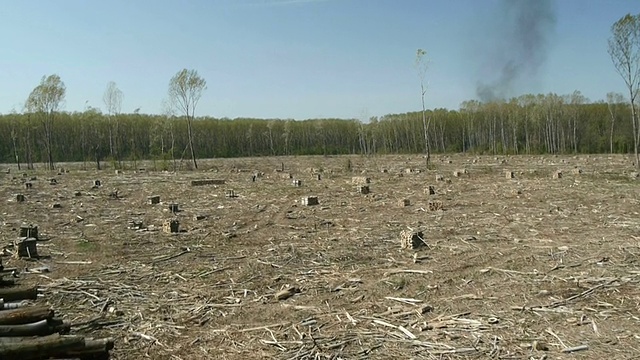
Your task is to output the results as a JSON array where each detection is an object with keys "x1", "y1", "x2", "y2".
[{"x1": 75, "y1": 239, "x2": 98, "y2": 252}]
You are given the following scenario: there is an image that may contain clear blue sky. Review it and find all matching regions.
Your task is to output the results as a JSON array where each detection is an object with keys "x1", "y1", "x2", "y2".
[{"x1": 0, "y1": 0, "x2": 638, "y2": 119}]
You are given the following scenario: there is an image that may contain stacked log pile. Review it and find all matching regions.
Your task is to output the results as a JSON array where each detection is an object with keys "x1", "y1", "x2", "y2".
[{"x1": 0, "y1": 259, "x2": 114, "y2": 359}]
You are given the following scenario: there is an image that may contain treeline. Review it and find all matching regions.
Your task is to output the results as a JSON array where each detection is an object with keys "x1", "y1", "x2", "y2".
[{"x1": 0, "y1": 91, "x2": 634, "y2": 169}]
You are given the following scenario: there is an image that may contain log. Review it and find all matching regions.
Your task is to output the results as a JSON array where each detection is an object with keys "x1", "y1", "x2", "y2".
[
  {"x1": 65, "y1": 337, "x2": 115, "y2": 357},
  {"x1": 0, "y1": 306, "x2": 53, "y2": 325},
  {"x1": 0, "y1": 318, "x2": 69, "y2": 337},
  {"x1": 0, "y1": 335, "x2": 114, "y2": 360},
  {"x1": 0, "y1": 286, "x2": 38, "y2": 302},
  {"x1": 0, "y1": 334, "x2": 84, "y2": 360},
  {"x1": 0, "y1": 300, "x2": 30, "y2": 310}
]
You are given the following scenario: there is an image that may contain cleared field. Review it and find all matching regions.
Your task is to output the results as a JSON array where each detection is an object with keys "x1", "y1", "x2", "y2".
[{"x1": 1, "y1": 154, "x2": 640, "y2": 359}]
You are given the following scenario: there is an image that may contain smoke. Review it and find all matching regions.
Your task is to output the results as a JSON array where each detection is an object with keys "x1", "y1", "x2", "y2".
[{"x1": 476, "y1": 0, "x2": 556, "y2": 102}]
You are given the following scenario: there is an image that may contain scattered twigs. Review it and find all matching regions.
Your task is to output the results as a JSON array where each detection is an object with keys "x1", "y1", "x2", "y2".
[
  {"x1": 384, "y1": 269, "x2": 433, "y2": 276},
  {"x1": 151, "y1": 247, "x2": 191, "y2": 264},
  {"x1": 562, "y1": 344, "x2": 589, "y2": 353}
]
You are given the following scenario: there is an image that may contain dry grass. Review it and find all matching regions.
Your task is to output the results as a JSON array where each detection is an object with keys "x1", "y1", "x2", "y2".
[{"x1": 2, "y1": 154, "x2": 640, "y2": 359}]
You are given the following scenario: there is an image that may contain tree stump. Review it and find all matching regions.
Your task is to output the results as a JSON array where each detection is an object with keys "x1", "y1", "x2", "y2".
[
  {"x1": 25, "y1": 183, "x2": 32, "y2": 190},
  {"x1": 163, "y1": 219, "x2": 179, "y2": 233},
  {"x1": 424, "y1": 186, "x2": 435, "y2": 195},
  {"x1": 15, "y1": 238, "x2": 38, "y2": 258},
  {"x1": 428, "y1": 200, "x2": 443, "y2": 211},
  {"x1": 302, "y1": 196, "x2": 319, "y2": 206},
  {"x1": 19, "y1": 225, "x2": 38, "y2": 240},
  {"x1": 435, "y1": 175, "x2": 444, "y2": 181},
  {"x1": 358, "y1": 185, "x2": 370, "y2": 194},
  {"x1": 148, "y1": 196, "x2": 160, "y2": 205},
  {"x1": 16, "y1": 194, "x2": 25, "y2": 203},
  {"x1": 225, "y1": 190, "x2": 238, "y2": 198},
  {"x1": 351, "y1": 176, "x2": 370, "y2": 185},
  {"x1": 398, "y1": 199, "x2": 410, "y2": 207},
  {"x1": 553, "y1": 171, "x2": 562, "y2": 179},
  {"x1": 292, "y1": 179, "x2": 302, "y2": 187},
  {"x1": 168, "y1": 203, "x2": 179, "y2": 213},
  {"x1": 400, "y1": 230, "x2": 425, "y2": 249},
  {"x1": 505, "y1": 171, "x2": 514, "y2": 179}
]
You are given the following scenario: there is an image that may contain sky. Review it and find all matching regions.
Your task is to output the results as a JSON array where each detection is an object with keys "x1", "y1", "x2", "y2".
[{"x1": 0, "y1": 0, "x2": 638, "y2": 120}]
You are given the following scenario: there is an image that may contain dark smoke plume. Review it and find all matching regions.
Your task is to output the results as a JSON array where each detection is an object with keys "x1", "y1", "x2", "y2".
[{"x1": 476, "y1": 0, "x2": 556, "y2": 102}]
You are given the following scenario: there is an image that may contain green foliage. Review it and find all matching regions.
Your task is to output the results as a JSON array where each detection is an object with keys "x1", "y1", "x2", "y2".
[{"x1": 0, "y1": 93, "x2": 638, "y2": 163}]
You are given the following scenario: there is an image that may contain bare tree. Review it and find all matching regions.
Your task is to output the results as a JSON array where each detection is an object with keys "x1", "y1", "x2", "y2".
[
  {"x1": 103, "y1": 81, "x2": 123, "y2": 165},
  {"x1": 606, "y1": 92, "x2": 626, "y2": 153},
  {"x1": 608, "y1": 13, "x2": 640, "y2": 167},
  {"x1": 168, "y1": 69, "x2": 207, "y2": 169},
  {"x1": 415, "y1": 49, "x2": 431, "y2": 167},
  {"x1": 25, "y1": 74, "x2": 66, "y2": 170}
]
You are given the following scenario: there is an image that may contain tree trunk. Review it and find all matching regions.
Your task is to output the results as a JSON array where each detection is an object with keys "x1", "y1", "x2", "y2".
[
  {"x1": 187, "y1": 116, "x2": 198, "y2": 169},
  {"x1": 11, "y1": 133, "x2": 21, "y2": 171}
]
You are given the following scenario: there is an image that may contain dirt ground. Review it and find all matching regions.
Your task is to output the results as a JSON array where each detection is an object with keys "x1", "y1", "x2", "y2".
[{"x1": 1, "y1": 154, "x2": 640, "y2": 359}]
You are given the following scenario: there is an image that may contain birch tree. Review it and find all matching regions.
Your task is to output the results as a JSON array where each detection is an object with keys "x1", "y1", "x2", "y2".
[
  {"x1": 168, "y1": 69, "x2": 207, "y2": 169},
  {"x1": 608, "y1": 13, "x2": 640, "y2": 167}
]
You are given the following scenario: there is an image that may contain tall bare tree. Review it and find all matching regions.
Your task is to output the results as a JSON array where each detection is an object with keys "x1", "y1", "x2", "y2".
[
  {"x1": 168, "y1": 69, "x2": 207, "y2": 169},
  {"x1": 415, "y1": 49, "x2": 431, "y2": 167},
  {"x1": 608, "y1": 13, "x2": 640, "y2": 167},
  {"x1": 25, "y1": 74, "x2": 66, "y2": 170},
  {"x1": 103, "y1": 81, "x2": 123, "y2": 165},
  {"x1": 606, "y1": 92, "x2": 626, "y2": 153}
]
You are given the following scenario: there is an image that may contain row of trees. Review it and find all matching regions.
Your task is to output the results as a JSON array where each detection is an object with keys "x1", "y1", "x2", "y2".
[
  {"x1": 12, "y1": 69, "x2": 206, "y2": 171},
  {"x1": 0, "y1": 92, "x2": 635, "y2": 170},
  {"x1": 1, "y1": 13, "x2": 638, "y2": 170}
]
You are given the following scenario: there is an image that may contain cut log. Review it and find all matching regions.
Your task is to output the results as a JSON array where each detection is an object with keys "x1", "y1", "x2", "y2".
[
  {"x1": 0, "y1": 300, "x2": 30, "y2": 310},
  {"x1": 0, "y1": 334, "x2": 84, "y2": 360},
  {"x1": 0, "y1": 306, "x2": 53, "y2": 325},
  {"x1": 0, "y1": 318, "x2": 69, "y2": 337},
  {"x1": 0, "y1": 286, "x2": 38, "y2": 302},
  {"x1": 64, "y1": 337, "x2": 115, "y2": 357}
]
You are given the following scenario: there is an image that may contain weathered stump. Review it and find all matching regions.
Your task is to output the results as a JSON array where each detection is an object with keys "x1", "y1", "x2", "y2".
[
  {"x1": 302, "y1": 196, "x2": 319, "y2": 206},
  {"x1": 225, "y1": 190, "x2": 238, "y2": 198},
  {"x1": 351, "y1": 176, "x2": 370, "y2": 185},
  {"x1": 400, "y1": 230, "x2": 425, "y2": 249},
  {"x1": 19, "y1": 225, "x2": 38, "y2": 240},
  {"x1": 424, "y1": 186, "x2": 435, "y2": 195},
  {"x1": 16, "y1": 194, "x2": 25, "y2": 203},
  {"x1": 553, "y1": 171, "x2": 562, "y2": 179},
  {"x1": 163, "y1": 219, "x2": 180, "y2": 233},
  {"x1": 292, "y1": 179, "x2": 302, "y2": 187},
  {"x1": 16, "y1": 238, "x2": 38, "y2": 258},
  {"x1": 428, "y1": 200, "x2": 443, "y2": 211},
  {"x1": 128, "y1": 220, "x2": 144, "y2": 230},
  {"x1": 505, "y1": 171, "x2": 514, "y2": 179},
  {"x1": 168, "y1": 203, "x2": 179, "y2": 213},
  {"x1": 398, "y1": 199, "x2": 410, "y2": 207},
  {"x1": 148, "y1": 195, "x2": 160, "y2": 205},
  {"x1": 358, "y1": 185, "x2": 370, "y2": 194},
  {"x1": 25, "y1": 183, "x2": 32, "y2": 190}
]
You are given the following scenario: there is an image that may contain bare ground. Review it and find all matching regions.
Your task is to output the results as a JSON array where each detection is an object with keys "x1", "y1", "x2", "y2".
[{"x1": 1, "y1": 154, "x2": 640, "y2": 359}]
